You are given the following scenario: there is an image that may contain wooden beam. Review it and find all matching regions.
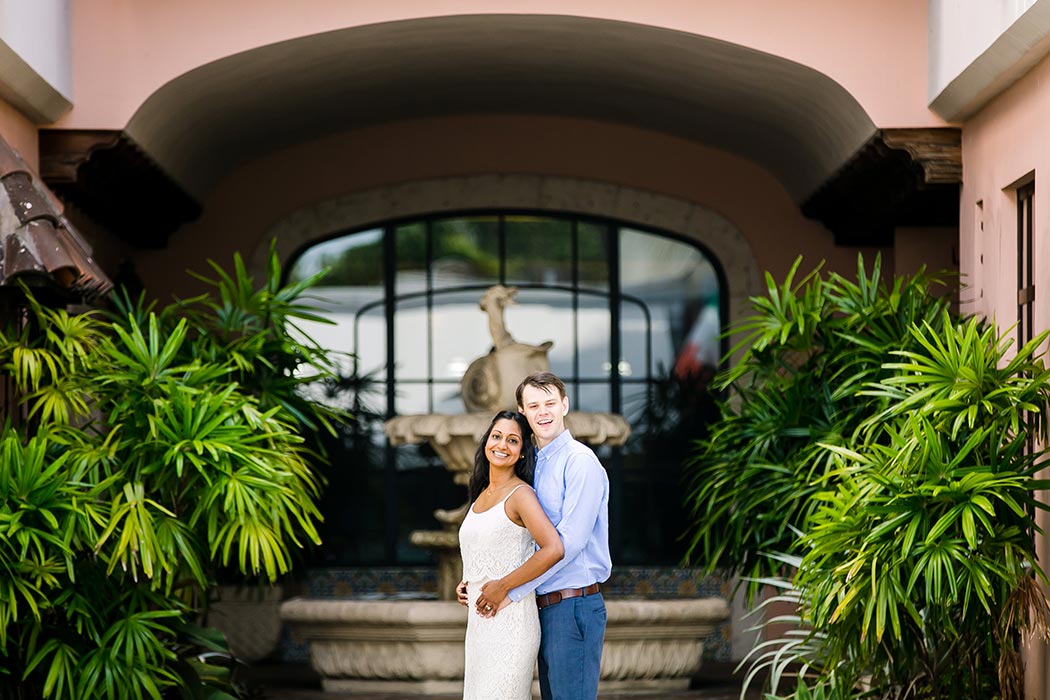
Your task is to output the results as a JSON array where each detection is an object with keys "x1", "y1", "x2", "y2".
[
  {"x1": 38, "y1": 129, "x2": 201, "y2": 249},
  {"x1": 801, "y1": 128, "x2": 961, "y2": 246}
]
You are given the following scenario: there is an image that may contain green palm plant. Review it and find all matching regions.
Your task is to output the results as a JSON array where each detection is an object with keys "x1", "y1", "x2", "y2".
[
  {"x1": 687, "y1": 255, "x2": 1050, "y2": 699},
  {"x1": 682, "y1": 255, "x2": 955, "y2": 596},
  {"x1": 0, "y1": 245, "x2": 341, "y2": 699},
  {"x1": 790, "y1": 317, "x2": 1050, "y2": 699}
]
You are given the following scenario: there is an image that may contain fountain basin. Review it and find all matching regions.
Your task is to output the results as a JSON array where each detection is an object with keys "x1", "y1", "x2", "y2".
[
  {"x1": 385, "y1": 412, "x2": 631, "y2": 481},
  {"x1": 280, "y1": 596, "x2": 730, "y2": 694}
]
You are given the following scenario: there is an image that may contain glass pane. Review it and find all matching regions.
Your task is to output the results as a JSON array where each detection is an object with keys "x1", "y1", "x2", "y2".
[
  {"x1": 618, "y1": 299, "x2": 651, "y2": 380},
  {"x1": 395, "y1": 297, "x2": 429, "y2": 380},
  {"x1": 674, "y1": 296, "x2": 722, "y2": 381},
  {"x1": 286, "y1": 228, "x2": 388, "y2": 383},
  {"x1": 353, "y1": 305, "x2": 388, "y2": 382},
  {"x1": 396, "y1": 222, "x2": 428, "y2": 296},
  {"x1": 577, "y1": 296, "x2": 611, "y2": 380},
  {"x1": 394, "y1": 382, "x2": 430, "y2": 416},
  {"x1": 310, "y1": 421, "x2": 387, "y2": 566},
  {"x1": 322, "y1": 375, "x2": 388, "y2": 430},
  {"x1": 396, "y1": 467, "x2": 467, "y2": 564},
  {"x1": 574, "y1": 382, "x2": 611, "y2": 415},
  {"x1": 289, "y1": 228, "x2": 384, "y2": 287},
  {"x1": 431, "y1": 217, "x2": 499, "y2": 287},
  {"x1": 577, "y1": 221, "x2": 609, "y2": 291},
  {"x1": 505, "y1": 216, "x2": 572, "y2": 285},
  {"x1": 508, "y1": 288, "x2": 575, "y2": 377},
  {"x1": 619, "y1": 228, "x2": 722, "y2": 381},
  {"x1": 430, "y1": 290, "x2": 504, "y2": 383},
  {"x1": 433, "y1": 382, "x2": 466, "y2": 415},
  {"x1": 620, "y1": 382, "x2": 651, "y2": 450},
  {"x1": 671, "y1": 265, "x2": 722, "y2": 380}
]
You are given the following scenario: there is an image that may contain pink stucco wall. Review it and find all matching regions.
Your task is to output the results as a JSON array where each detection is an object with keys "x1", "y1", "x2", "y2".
[
  {"x1": 130, "y1": 114, "x2": 884, "y2": 300},
  {"x1": 959, "y1": 49, "x2": 1050, "y2": 700},
  {"x1": 63, "y1": 0, "x2": 941, "y2": 130},
  {"x1": 895, "y1": 226, "x2": 958, "y2": 280},
  {"x1": 958, "y1": 53, "x2": 1050, "y2": 335},
  {"x1": 0, "y1": 98, "x2": 40, "y2": 171}
]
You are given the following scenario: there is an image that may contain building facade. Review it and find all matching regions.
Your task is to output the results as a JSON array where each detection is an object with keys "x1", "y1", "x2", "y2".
[{"x1": 1, "y1": 0, "x2": 1048, "y2": 687}]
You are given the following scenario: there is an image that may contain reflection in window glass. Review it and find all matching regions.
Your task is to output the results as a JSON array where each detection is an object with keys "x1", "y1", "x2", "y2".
[
  {"x1": 505, "y1": 217, "x2": 572, "y2": 285},
  {"x1": 576, "y1": 295, "x2": 611, "y2": 379},
  {"x1": 291, "y1": 228, "x2": 385, "y2": 286},
  {"x1": 394, "y1": 383, "x2": 430, "y2": 418},
  {"x1": 577, "y1": 222, "x2": 609, "y2": 291},
  {"x1": 620, "y1": 228, "x2": 721, "y2": 381},
  {"x1": 395, "y1": 298, "x2": 429, "y2": 381},
  {"x1": 620, "y1": 382, "x2": 652, "y2": 444},
  {"x1": 288, "y1": 214, "x2": 723, "y2": 567},
  {"x1": 396, "y1": 222, "x2": 428, "y2": 295},
  {"x1": 287, "y1": 229, "x2": 387, "y2": 380},
  {"x1": 618, "y1": 300, "x2": 652, "y2": 379},
  {"x1": 431, "y1": 217, "x2": 499, "y2": 287},
  {"x1": 575, "y1": 382, "x2": 611, "y2": 414},
  {"x1": 352, "y1": 306, "x2": 388, "y2": 382},
  {"x1": 507, "y1": 288, "x2": 574, "y2": 377},
  {"x1": 431, "y1": 291, "x2": 505, "y2": 382}
]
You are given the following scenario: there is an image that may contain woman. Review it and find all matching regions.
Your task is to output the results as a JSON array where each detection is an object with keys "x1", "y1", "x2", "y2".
[{"x1": 457, "y1": 410, "x2": 564, "y2": 700}]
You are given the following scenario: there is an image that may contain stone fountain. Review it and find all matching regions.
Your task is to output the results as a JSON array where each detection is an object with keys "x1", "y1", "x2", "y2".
[
  {"x1": 280, "y1": 285, "x2": 729, "y2": 694},
  {"x1": 387, "y1": 285, "x2": 633, "y2": 600}
]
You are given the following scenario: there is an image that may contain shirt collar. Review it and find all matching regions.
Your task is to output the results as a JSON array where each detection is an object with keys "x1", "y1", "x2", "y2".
[{"x1": 537, "y1": 429, "x2": 573, "y2": 461}]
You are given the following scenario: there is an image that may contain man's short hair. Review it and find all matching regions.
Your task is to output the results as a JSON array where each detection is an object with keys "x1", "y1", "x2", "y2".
[{"x1": 516, "y1": 371, "x2": 567, "y2": 407}]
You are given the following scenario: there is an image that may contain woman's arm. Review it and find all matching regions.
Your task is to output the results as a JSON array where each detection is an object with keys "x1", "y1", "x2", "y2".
[{"x1": 476, "y1": 488, "x2": 564, "y2": 615}]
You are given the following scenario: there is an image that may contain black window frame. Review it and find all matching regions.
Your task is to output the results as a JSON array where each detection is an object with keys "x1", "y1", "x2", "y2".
[{"x1": 286, "y1": 209, "x2": 729, "y2": 565}]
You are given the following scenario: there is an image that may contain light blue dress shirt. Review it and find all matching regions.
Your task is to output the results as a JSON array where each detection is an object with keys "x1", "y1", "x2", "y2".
[{"x1": 508, "y1": 430, "x2": 611, "y2": 601}]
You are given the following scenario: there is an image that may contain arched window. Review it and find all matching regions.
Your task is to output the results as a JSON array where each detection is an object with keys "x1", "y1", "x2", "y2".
[{"x1": 288, "y1": 213, "x2": 724, "y2": 566}]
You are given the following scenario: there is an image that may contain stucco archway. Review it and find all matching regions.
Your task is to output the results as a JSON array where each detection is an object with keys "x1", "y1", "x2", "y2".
[{"x1": 126, "y1": 15, "x2": 876, "y2": 204}]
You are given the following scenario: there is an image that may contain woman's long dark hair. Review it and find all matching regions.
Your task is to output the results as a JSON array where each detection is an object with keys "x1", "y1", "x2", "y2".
[{"x1": 467, "y1": 410, "x2": 536, "y2": 503}]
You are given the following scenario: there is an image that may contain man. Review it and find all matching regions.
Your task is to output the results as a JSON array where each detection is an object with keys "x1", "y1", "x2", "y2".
[{"x1": 463, "y1": 371, "x2": 611, "y2": 700}]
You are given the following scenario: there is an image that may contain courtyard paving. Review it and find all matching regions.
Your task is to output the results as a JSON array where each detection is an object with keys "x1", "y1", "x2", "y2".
[{"x1": 242, "y1": 661, "x2": 762, "y2": 700}]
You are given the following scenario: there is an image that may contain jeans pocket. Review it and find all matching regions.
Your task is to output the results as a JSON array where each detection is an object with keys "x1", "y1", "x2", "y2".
[{"x1": 571, "y1": 598, "x2": 588, "y2": 640}]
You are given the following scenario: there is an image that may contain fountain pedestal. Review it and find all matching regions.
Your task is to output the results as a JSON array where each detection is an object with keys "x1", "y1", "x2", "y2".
[{"x1": 280, "y1": 597, "x2": 730, "y2": 695}]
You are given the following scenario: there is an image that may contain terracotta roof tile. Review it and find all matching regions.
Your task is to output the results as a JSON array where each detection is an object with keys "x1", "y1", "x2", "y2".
[{"x1": 0, "y1": 135, "x2": 112, "y2": 299}]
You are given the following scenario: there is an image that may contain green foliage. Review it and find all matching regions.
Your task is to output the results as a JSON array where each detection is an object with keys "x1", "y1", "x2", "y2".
[
  {"x1": 790, "y1": 317, "x2": 1050, "y2": 699},
  {"x1": 763, "y1": 679, "x2": 857, "y2": 700},
  {"x1": 682, "y1": 255, "x2": 954, "y2": 593},
  {"x1": 0, "y1": 245, "x2": 339, "y2": 699},
  {"x1": 686, "y1": 255, "x2": 1050, "y2": 699}
]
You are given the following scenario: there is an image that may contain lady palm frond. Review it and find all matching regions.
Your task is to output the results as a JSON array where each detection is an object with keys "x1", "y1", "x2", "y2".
[{"x1": 0, "y1": 245, "x2": 337, "y2": 699}]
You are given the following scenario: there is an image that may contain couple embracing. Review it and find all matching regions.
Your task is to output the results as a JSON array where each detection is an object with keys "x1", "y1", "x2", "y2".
[{"x1": 457, "y1": 371, "x2": 610, "y2": 700}]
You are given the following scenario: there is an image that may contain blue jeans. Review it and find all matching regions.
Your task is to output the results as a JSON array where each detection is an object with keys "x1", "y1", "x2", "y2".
[{"x1": 537, "y1": 593, "x2": 606, "y2": 700}]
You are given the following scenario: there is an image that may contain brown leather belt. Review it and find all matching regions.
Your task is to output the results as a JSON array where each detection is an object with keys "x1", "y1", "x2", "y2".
[{"x1": 536, "y1": 583, "x2": 602, "y2": 610}]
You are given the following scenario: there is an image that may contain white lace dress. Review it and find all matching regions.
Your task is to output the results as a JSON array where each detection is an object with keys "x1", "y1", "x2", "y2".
[{"x1": 459, "y1": 484, "x2": 539, "y2": 700}]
